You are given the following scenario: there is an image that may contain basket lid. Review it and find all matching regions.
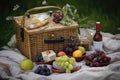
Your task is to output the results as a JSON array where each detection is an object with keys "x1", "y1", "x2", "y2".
[
  {"x1": 14, "y1": 13, "x2": 78, "y2": 34},
  {"x1": 14, "y1": 13, "x2": 49, "y2": 28}
]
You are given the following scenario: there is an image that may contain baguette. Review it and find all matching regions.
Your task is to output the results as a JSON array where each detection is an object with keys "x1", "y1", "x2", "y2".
[{"x1": 27, "y1": 19, "x2": 49, "y2": 30}]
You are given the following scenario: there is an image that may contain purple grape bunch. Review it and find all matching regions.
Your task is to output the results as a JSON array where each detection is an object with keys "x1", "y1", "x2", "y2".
[
  {"x1": 64, "y1": 39, "x2": 80, "y2": 56},
  {"x1": 84, "y1": 51, "x2": 111, "y2": 67},
  {"x1": 52, "y1": 12, "x2": 64, "y2": 23},
  {"x1": 34, "y1": 65, "x2": 52, "y2": 76}
]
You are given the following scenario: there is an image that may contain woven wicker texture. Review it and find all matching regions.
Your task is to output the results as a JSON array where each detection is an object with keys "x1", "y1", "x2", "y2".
[{"x1": 13, "y1": 6, "x2": 79, "y2": 61}]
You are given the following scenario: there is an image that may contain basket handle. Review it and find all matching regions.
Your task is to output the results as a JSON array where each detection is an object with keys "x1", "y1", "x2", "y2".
[{"x1": 21, "y1": 6, "x2": 62, "y2": 28}]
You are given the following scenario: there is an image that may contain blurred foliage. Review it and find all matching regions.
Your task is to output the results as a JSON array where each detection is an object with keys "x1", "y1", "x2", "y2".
[{"x1": 0, "y1": 0, "x2": 120, "y2": 47}]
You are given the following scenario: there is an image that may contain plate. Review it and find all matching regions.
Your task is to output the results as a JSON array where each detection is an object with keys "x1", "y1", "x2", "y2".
[
  {"x1": 52, "y1": 66, "x2": 81, "y2": 73},
  {"x1": 52, "y1": 62, "x2": 81, "y2": 73},
  {"x1": 84, "y1": 59, "x2": 111, "y2": 67},
  {"x1": 74, "y1": 56, "x2": 84, "y2": 62},
  {"x1": 52, "y1": 61, "x2": 78, "y2": 70}
]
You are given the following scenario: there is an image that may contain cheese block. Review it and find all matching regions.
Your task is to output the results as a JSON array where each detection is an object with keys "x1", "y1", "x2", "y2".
[{"x1": 42, "y1": 50, "x2": 56, "y2": 62}]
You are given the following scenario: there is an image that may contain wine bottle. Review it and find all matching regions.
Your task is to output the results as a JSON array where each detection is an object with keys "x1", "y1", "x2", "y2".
[{"x1": 93, "y1": 22, "x2": 103, "y2": 51}]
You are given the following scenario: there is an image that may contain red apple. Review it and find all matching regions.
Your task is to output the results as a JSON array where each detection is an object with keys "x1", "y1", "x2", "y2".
[{"x1": 57, "y1": 51, "x2": 66, "y2": 56}]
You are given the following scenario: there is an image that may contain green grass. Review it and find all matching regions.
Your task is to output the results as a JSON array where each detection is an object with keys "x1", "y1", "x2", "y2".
[
  {"x1": 0, "y1": 78, "x2": 8, "y2": 80},
  {"x1": 0, "y1": 0, "x2": 120, "y2": 47}
]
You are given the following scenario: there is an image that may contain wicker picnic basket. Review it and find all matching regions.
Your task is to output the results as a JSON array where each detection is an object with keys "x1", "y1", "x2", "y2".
[{"x1": 13, "y1": 6, "x2": 79, "y2": 61}]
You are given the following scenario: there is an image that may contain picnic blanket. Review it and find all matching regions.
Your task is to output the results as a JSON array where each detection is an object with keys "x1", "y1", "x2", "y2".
[{"x1": 0, "y1": 28, "x2": 120, "y2": 80}]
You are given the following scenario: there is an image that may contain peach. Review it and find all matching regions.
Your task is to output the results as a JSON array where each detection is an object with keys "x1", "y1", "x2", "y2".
[{"x1": 57, "y1": 51, "x2": 66, "y2": 57}]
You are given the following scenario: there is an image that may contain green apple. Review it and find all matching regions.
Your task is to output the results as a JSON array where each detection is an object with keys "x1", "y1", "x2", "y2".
[
  {"x1": 20, "y1": 58, "x2": 33, "y2": 71},
  {"x1": 78, "y1": 46, "x2": 86, "y2": 54}
]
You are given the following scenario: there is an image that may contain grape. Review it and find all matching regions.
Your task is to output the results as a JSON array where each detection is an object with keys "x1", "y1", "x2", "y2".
[
  {"x1": 71, "y1": 43, "x2": 76, "y2": 47},
  {"x1": 45, "y1": 71, "x2": 51, "y2": 76},
  {"x1": 84, "y1": 55, "x2": 89, "y2": 60},
  {"x1": 99, "y1": 60, "x2": 104, "y2": 63},
  {"x1": 64, "y1": 47, "x2": 69, "y2": 52},
  {"x1": 58, "y1": 62, "x2": 62, "y2": 66},
  {"x1": 89, "y1": 63, "x2": 94, "y2": 67},
  {"x1": 63, "y1": 65, "x2": 67, "y2": 69},
  {"x1": 87, "y1": 55, "x2": 93, "y2": 61},
  {"x1": 68, "y1": 64, "x2": 73, "y2": 70},
  {"x1": 70, "y1": 57, "x2": 76, "y2": 62},
  {"x1": 103, "y1": 57, "x2": 107, "y2": 62},
  {"x1": 96, "y1": 50, "x2": 105, "y2": 56},
  {"x1": 68, "y1": 48, "x2": 73, "y2": 53},
  {"x1": 55, "y1": 57, "x2": 59, "y2": 62},
  {"x1": 75, "y1": 43, "x2": 79, "y2": 46},
  {"x1": 69, "y1": 58, "x2": 76, "y2": 65},
  {"x1": 67, "y1": 43, "x2": 72, "y2": 47},
  {"x1": 65, "y1": 62, "x2": 69, "y2": 67},
  {"x1": 53, "y1": 18, "x2": 60, "y2": 23},
  {"x1": 55, "y1": 61, "x2": 58, "y2": 66},
  {"x1": 93, "y1": 62, "x2": 100, "y2": 67},
  {"x1": 56, "y1": 57, "x2": 61, "y2": 62},
  {"x1": 64, "y1": 47, "x2": 73, "y2": 56},
  {"x1": 55, "y1": 62, "x2": 61, "y2": 66},
  {"x1": 97, "y1": 57, "x2": 102, "y2": 61},
  {"x1": 91, "y1": 54, "x2": 96, "y2": 59},
  {"x1": 62, "y1": 55, "x2": 69, "y2": 61},
  {"x1": 52, "y1": 12, "x2": 63, "y2": 23},
  {"x1": 101, "y1": 53, "x2": 106, "y2": 58},
  {"x1": 34, "y1": 65, "x2": 51, "y2": 76},
  {"x1": 53, "y1": 13, "x2": 60, "y2": 19},
  {"x1": 44, "y1": 67, "x2": 50, "y2": 72},
  {"x1": 35, "y1": 55, "x2": 44, "y2": 62},
  {"x1": 43, "y1": 65, "x2": 48, "y2": 68},
  {"x1": 34, "y1": 69, "x2": 40, "y2": 74},
  {"x1": 69, "y1": 60, "x2": 75, "y2": 65},
  {"x1": 93, "y1": 57, "x2": 98, "y2": 63},
  {"x1": 66, "y1": 68, "x2": 71, "y2": 73},
  {"x1": 73, "y1": 46, "x2": 78, "y2": 50},
  {"x1": 58, "y1": 57, "x2": 62, "y2": 62},
  {"x1": 61, "y1": 62, "x2": 65, "y2": 67}
]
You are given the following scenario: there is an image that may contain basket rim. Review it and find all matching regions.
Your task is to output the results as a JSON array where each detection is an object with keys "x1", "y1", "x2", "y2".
[{"x1": 24, "y1": 25, "x2": 78, "y2": 35}]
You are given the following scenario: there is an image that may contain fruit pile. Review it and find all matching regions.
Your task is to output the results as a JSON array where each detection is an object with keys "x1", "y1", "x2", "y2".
[
  {"x1": 34, "y1": 65, "x2": 52, "y2": 76},
  {"x1": 35, "y1": 50, "x2": 56, "y2": 64},
  {"x1": 52, "y1": 12, "x2": 63, "y2": 23},
  {"x1": 72, "y1": 50, "x2": 84, "y2": 62},
  {"x1": 84, "y1": 51, "x2": 111, "y2": 67},
  {"x1": 64, "y1": 40, "x2": 80, "y2": 56},
  {"x1": 63, "y1": 39, "x2": 86, "y2": 62},
  {"x1": 53, "y1": 55, "x2": 76, "y2": 73}
]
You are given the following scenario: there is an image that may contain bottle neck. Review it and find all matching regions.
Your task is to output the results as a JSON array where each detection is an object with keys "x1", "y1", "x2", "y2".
[{"x1": 96, "y1": 22, "x2": 100, "y2": 33}]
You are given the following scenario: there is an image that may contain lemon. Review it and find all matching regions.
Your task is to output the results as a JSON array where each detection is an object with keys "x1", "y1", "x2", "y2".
[{"x1": 72, "y1": 50, "x2": 83, "y2": 57}]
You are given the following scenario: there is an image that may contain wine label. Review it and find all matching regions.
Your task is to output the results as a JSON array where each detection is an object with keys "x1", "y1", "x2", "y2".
[{"x1": 93, "y1": 41, "x2": 103, "y2": 51}]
